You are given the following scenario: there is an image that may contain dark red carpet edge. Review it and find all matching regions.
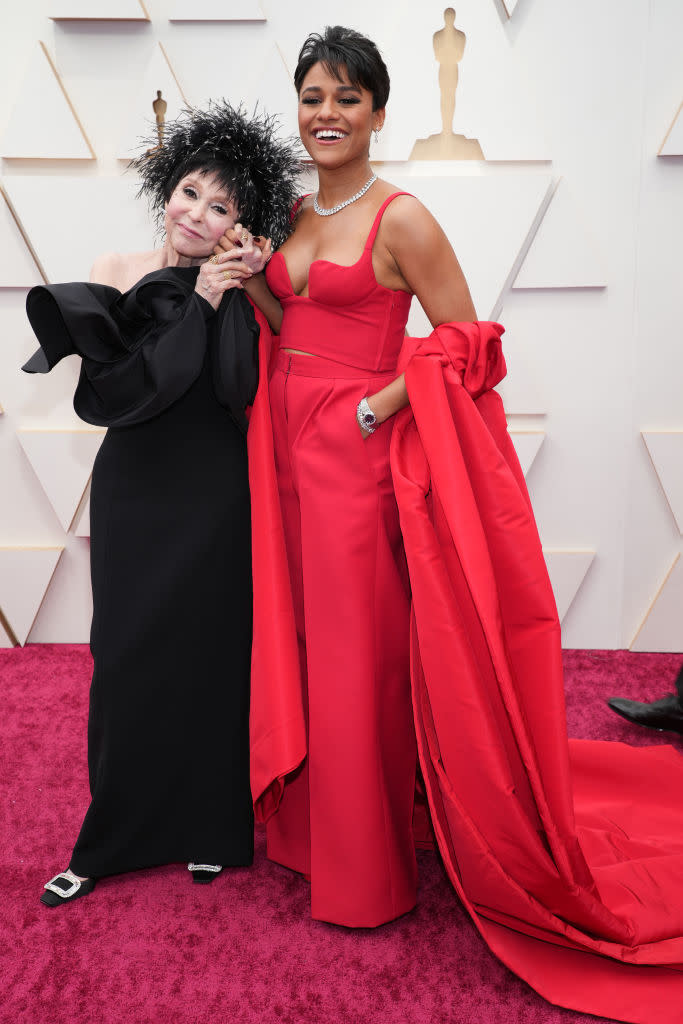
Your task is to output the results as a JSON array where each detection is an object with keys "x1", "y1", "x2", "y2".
[{"x1": 1, "y1": 645, "x2": 680, "y2": 1024}]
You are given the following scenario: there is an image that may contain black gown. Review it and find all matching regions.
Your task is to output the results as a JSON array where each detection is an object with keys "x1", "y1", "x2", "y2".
[{"x1": 24, "y1": 268, "x2": 257, "y2": 876}]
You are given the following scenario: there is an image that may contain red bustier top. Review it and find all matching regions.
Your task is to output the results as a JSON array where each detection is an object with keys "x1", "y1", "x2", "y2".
[{"x1": 265, "y1": 193, "x2": 413, "y2": 372}]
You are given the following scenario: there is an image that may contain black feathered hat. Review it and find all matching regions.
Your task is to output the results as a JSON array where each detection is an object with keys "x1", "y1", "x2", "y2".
[{"x1": 131, "y1": 101, "x2": 304, "y2": 249}]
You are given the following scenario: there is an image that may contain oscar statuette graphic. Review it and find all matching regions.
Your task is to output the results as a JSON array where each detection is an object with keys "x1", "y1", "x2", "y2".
[
  {"x1": 410, "y1": 8, "x2": 484, "y2": 160},
  {"x1": 145, "y1": 90, "x2": 167, "y2": 155}
]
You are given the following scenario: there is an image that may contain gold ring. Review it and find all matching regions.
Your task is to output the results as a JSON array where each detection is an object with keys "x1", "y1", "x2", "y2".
[
  {"x1": 223, "y1": 269, "x2": 233, "y2": 281},
  {"x1": 209, "y1": 254, "x2": 219, "y2": 264},
  {"x1": 242, "y1": 231, "x2": 249, "y2": 242}
]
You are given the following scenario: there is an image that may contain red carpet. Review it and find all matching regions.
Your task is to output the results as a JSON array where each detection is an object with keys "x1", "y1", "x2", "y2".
[{"x1": 1, "y1": 645, "x2": 680, "y2": 1024}]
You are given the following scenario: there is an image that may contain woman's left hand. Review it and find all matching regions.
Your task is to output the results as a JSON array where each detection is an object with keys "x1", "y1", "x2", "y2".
[
  {"x1": 355, "y1": 376, "x2": 409, "y2": 439},
  {"x1": 357, "y1": 396, "x2": 377, "y2": 439},
  {"x1": 213, "y1": 224, "x2": 272, "y2": 276}
]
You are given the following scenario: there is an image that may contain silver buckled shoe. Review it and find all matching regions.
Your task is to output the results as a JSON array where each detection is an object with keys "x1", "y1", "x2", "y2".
[{"x1": 40, "y1": 870, "x2": 96, "y2": 907}]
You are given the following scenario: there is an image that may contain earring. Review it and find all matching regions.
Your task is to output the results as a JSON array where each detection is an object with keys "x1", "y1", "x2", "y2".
[{"x1": 373, "y1": 128, "x2": 381, "y2": 144}]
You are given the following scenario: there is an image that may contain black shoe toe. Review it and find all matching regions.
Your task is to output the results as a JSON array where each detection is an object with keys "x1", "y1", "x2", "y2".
[{"x1": 607, "y1": 695, "x2": 683, "y2": 733}]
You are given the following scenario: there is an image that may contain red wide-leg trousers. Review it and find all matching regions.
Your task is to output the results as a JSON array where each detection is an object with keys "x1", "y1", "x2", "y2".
[{"x1": 267, "y1": 351, "x2": 417, "y2": 927}]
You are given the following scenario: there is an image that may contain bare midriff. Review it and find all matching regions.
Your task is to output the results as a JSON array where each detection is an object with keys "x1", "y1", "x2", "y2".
[{"x1": 281, "y1": 348, "x2": 318, "y2": 357}]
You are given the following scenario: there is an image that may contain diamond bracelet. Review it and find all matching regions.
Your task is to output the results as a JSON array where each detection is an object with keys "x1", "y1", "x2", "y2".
[{"x1": 356, "y1": 397, "x2": 378, "y2": 434}]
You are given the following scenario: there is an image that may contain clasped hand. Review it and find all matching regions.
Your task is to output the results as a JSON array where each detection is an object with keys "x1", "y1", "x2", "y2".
[{"x1": 195, "y1": 224, "x2": 272, "y2": 309}]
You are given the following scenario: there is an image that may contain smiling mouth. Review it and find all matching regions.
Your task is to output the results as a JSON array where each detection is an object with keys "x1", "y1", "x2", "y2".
[
  {"x1": 178, "y1": 223, "x2": 203, "y2": 239},
  {"x1": 313, "y1": 129, "x2": 347, "y2": 141}
]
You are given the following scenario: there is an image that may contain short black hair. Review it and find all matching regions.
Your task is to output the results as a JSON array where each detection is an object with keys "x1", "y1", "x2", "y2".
[
  {"x1": 294, "y1": 26, "x2": 390, "y2": 111},
  {"x1": 131, "y1": 101, "x2": 303, "y2": 249}
]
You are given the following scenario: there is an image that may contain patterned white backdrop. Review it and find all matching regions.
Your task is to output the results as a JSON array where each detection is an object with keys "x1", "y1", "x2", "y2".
[{"x1": 0, "y1": 0, "x2": 681, "y2": 650}]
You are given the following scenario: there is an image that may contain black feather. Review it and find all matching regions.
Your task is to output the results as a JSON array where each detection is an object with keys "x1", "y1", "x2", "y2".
[{"x1": 130, "y1": 101, "x2": 304, "y2": 249}]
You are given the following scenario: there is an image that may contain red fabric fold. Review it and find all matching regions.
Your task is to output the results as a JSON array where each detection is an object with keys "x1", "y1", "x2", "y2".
[
  {"x1": 248, "y1": 316, "x2": 683, "y2": 1020},
  {"x1": 247, "y1": 309, "x2": 306, "y2": 822},
  {"x1": 393, "y1": 321, "x2": 683, "y2": 1020}
]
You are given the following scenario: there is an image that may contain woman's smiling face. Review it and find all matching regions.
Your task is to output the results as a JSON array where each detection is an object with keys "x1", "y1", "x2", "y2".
[
  {"x1": 297, "y1": 61, "x2": 384, "y2": 168},
  {"x1": 164, "y1": 171, "x2": 238, "y2": 258}
]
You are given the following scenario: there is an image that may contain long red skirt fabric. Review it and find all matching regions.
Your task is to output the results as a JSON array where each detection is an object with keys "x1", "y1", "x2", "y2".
[{"x1": 248, "y1": 314, "x2": 683, "y2": 1022}]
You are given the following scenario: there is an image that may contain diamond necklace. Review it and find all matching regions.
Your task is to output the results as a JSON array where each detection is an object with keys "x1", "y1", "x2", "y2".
[{"x1": 313, "y1": 174, "x2": 378, "y2": 217}]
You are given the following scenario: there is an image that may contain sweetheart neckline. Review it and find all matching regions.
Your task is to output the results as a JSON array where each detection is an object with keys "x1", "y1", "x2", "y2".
[
  {"x1": 269, "y1": 250, "x2": 410, "y2": 301},
  {"x1": 270, "y1": 249, "x2": 371, "y2": 299}
]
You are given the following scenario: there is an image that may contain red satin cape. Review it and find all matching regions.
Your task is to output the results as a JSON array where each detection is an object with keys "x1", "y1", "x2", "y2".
[{"x1": 248, "y1": 314, "x2": 683, "y2": 1022}]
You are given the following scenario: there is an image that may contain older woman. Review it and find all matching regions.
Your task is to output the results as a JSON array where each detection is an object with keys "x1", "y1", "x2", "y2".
[{"x1": 25, "y1": 103, "x2": 301, "y2": 905}]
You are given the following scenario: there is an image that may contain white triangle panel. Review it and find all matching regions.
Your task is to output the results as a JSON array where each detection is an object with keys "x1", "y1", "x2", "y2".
[
  {"x1": 496, "y1": 333, "x2": 546, "y2": 414},
  {"x1": 0, "y1": 188, "x2": 44, "y2": 287},
  {"x1": 642, "y1": 431, "x2": 683, "y2": 534},
  {"x1": 74, "y1": 493, "x2": 91, "y2": 538},
  {"x1": 118, "y1": 44, "x2": 189, "y2": 162},
  {"x1": 245, "y1": 46, "x2": 299, "y2": 142},
  {"x1": 18, "y1": 430, "x2": 105, "y2": 532},
  {"x1": 3, "y1": 176, "x2": 154, "y2": 283},
  {"x1": 394, "y1": 173, "x2": 553, "y2": 328},
  {"x1": 50, "y1": 1, "x2": 149, "y2": 18},
  {"x1": 509, "y1": 430, "x2": 544, "y2": 477},
  {"x1": 631, "y1": 555, "x2": 683, "y2": 653},
  {"x1": 1, "y1": 43, "x2": 94, "y2": 160},
  {"x1": 502, "y1": 0, "x2": 520, "y2": 14},
  {"x1": 169, "y1": 0, "x2": 265, "y2": 19},
  {"x1": 659, "y1": 102, "x2": 683, "y2": 157},
  {"x1": 0, "y1": 547, "x2": 64, "y2": 645},
  {"x1": 513, "y1": 179, "x2": 606, "y2": 290},
  {"x1": 542, "y1": 549, "x2": 595, "y2": 623}
]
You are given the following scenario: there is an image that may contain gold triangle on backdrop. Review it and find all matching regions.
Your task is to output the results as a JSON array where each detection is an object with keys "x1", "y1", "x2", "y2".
[
  {"x1": 1, "y1": 41, "x2": 95, "y2": 160},
  {"x1": 0, "y1": 185, "x2": 46, "y2": 287},
  {"x1": 659, "y1": 101, "x2": 683, "y2": 157}
]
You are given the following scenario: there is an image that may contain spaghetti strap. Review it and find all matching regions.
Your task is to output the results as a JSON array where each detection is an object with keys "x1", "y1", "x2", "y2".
[
  {"x1": 364, "y1": 192, "x2": 415, "y2": 250},
  {"x1": 290, "y1": 194, "x2": 311, "y2": 223}
]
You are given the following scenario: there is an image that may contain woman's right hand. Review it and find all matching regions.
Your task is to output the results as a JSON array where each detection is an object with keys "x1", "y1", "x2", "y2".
[{"x1": 195, "y1": 253, "x2": 251, "y2": 310}]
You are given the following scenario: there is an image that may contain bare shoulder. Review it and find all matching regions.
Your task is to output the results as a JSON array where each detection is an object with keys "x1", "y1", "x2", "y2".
[
  {"x1": 89, "y1": 251, "x2": 126, "y2": 287},
  {"x1": 90, "y1": 249, "x2": 160, "y2": 290},
  {"x1": 378, "y1": 189, "x2": 443, "y2": 246},
  {"x1": 372, "y1": 182, "x2": 475, "y2": 317}
]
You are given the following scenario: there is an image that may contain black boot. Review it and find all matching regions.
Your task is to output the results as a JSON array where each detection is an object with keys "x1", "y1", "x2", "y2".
[{"x1": 607, "y1": 693, "x2": 683, "y2": 734}]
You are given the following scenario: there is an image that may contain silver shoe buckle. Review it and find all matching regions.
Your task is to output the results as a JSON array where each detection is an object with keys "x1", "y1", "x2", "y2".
[
  {"x1": 44, "y1": 871, "x2": 82, "y2": 899},
  {"x1": 187, "y1": 863, "x2": 222, "y2": 873}
]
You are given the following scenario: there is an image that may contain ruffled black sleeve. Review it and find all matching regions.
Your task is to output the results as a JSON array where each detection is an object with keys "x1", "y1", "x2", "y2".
[
  {"x1": 24, "y1": 266, "x2": 258, "y2": 434},
  {"x1": 209, "y1": 280, "x2": 259, "y2": 432}
]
